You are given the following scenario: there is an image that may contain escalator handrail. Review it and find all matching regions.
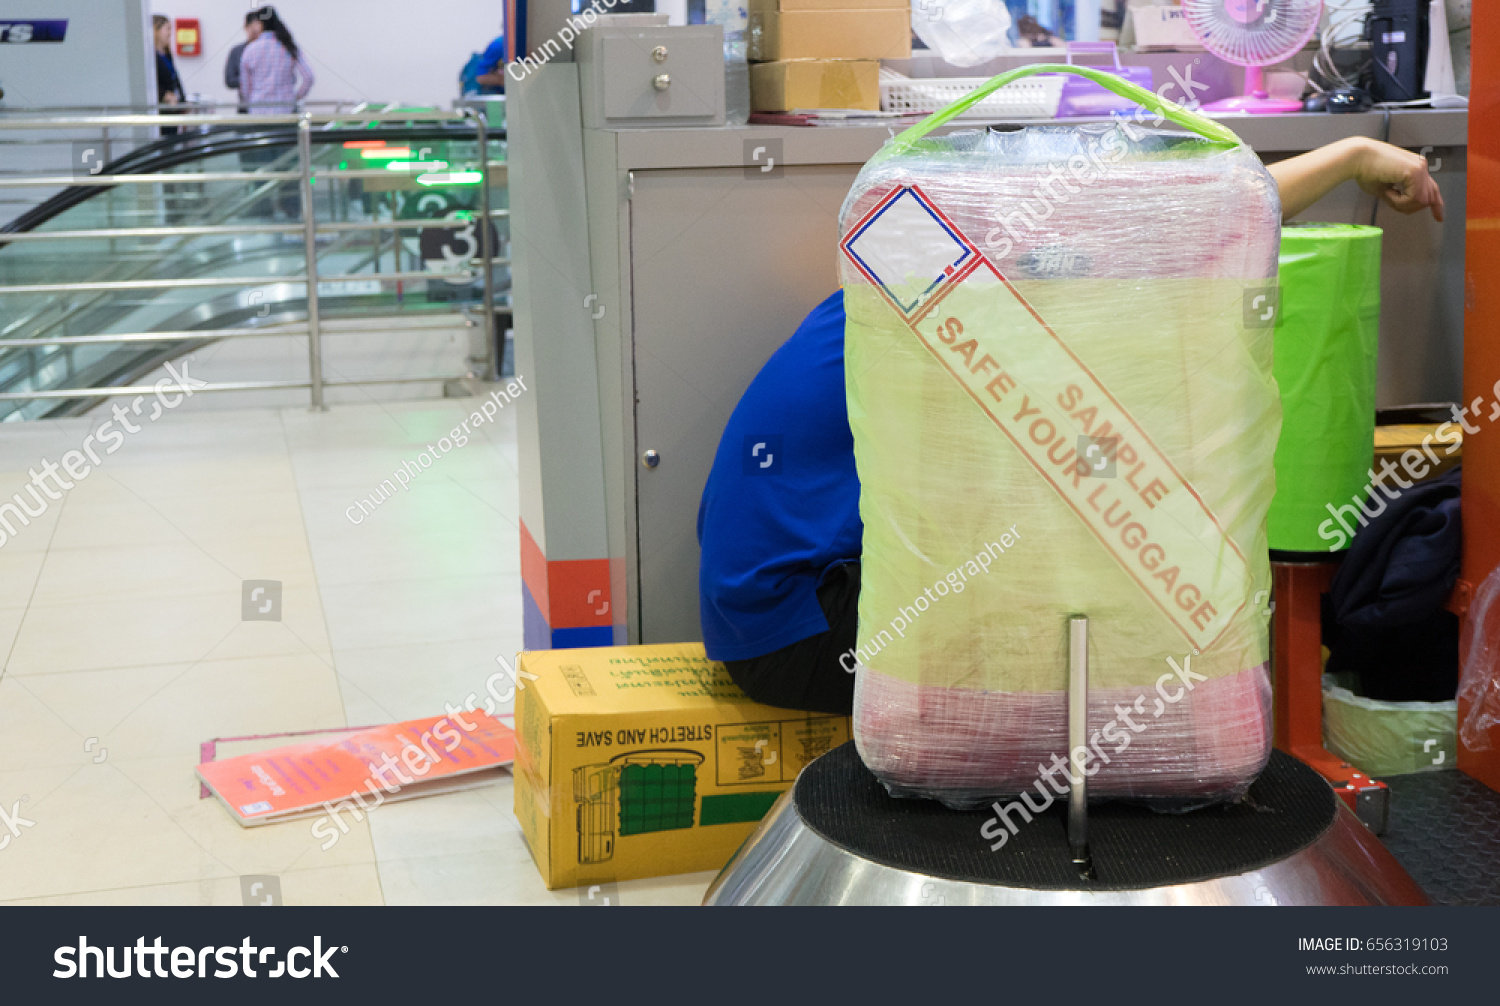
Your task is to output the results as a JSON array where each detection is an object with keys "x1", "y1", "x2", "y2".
[{"x1": 2, "y1": 121, "x2": 505, "y2": 236}]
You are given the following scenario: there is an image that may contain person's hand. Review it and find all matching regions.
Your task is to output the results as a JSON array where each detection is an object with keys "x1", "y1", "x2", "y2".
[
  {"x1": 1351, "y1": 137, "x2": 1445, "y2": 222},
  {"x1": 163, "y1": 91, "x2": 180, "y2": 106}
]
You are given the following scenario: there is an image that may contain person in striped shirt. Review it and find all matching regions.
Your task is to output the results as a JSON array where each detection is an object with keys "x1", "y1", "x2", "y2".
[{"x1": 239, "y1": 6, "x2": 315, "y2": 113}]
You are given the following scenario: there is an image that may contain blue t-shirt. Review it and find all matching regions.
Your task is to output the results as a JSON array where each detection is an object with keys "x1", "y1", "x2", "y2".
[
  {"x1": 697, "y1": 291, "x2": 862, "y2": 661},
  {"x1": 462, "y1": 35, "x2": 506, "y2": 94},
  {"x1": 477, "y1": 35, "x2": 506, "y2": 74}
]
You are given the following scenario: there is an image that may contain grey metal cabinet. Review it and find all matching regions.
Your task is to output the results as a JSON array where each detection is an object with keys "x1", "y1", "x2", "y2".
[{"x1": 629, "y1": 164, "x2": 857, "y2": 642}]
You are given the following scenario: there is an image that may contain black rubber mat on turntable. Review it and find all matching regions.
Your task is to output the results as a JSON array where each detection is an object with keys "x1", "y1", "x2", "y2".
[{"x1": 794, "y1": 742, "x2": 1336, "y2": 890}]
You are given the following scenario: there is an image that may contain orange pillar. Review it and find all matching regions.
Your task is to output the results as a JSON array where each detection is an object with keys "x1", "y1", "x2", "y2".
[
  {"x1": 1459, "y1": 4, "x2": 1500, "y2": 790},
  {"x1": 1273, "y1": 561, "x2": 1388, "y2": 831},
  {"x1": 1272, "y1": 562, "x2": 1336, "y2": 756}
]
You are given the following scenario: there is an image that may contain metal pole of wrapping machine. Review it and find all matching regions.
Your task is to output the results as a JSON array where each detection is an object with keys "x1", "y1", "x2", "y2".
[{"x1": 1068, "y1": 615, "x2": 1090, "y2": 870}]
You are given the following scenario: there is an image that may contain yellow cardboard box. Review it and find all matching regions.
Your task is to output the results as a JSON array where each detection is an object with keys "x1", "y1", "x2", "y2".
[
  {"x1": 748, "y1": 10, "x2": 912, "y2": 62},
  {"x1": 750, "y1": 59, "x2": 881, "y2": 111},
  {"x1": 513, "y1": 642, "x2": 850, "y2": 890}
]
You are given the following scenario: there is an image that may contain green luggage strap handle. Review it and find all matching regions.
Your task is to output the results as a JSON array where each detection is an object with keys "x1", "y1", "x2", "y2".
[{"x1": 886, "y1": 63, "x2": 1242, "y2": 157}]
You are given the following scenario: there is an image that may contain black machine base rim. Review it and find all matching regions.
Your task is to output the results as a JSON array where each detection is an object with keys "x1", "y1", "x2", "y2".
[{"x1": 791, "y1": 743, "x2": 1338, "y2": 892}]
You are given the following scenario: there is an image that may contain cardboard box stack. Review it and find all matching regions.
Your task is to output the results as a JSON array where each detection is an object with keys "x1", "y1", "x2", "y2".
[
  {"x1": 747, "y1": 0, "x2": 911, "y2": 112},
  {"x1": 513, "y1": 642, "x2": 851, "y2": 889}
]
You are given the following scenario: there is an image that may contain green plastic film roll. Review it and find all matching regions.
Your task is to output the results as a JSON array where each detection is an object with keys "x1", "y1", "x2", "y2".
[{"x1": 1268, "y1": 223, "x2": 1382, "y2": 552}]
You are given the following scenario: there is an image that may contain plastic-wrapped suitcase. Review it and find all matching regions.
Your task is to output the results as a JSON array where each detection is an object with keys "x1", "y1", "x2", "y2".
[{"x1": 839, "y1": 66, "x2": 1282, "y2": 808}]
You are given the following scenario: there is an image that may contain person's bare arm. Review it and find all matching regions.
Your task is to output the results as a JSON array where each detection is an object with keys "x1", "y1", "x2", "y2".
[{"x1": 1267, "y1": 136, "x2": 1444, "y2": 223}]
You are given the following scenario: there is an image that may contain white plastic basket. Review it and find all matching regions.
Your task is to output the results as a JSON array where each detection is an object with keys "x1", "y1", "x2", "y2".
[{"x1": 879, "y1": 73, "x2": 1066, "y2": 119}]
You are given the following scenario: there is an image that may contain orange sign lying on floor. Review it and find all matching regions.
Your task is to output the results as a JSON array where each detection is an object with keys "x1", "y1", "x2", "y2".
[{"x1": 197, "y1": 711, "x2": 515, "y2": 826}]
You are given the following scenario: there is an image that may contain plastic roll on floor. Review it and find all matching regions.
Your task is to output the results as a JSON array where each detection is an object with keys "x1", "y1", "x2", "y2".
[{"x1": 1268, "y1": 223, "x2": 1382, "y2": 552}]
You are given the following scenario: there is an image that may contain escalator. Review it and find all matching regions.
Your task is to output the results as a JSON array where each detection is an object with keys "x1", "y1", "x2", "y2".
[{"x1": 0, "y1": 117, "x2": 508, "y2": 421}]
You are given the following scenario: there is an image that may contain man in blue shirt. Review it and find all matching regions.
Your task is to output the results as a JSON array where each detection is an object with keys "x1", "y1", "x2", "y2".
[
  {"x1": 698, "y1": 139, "x2": 1443, "y2": 716},
  {"x1": 463, "y1": 28, "x2": 507, "y2": 95},
  {"x1": 697, "y1": 292, "x2": 860, "y2": 713}
]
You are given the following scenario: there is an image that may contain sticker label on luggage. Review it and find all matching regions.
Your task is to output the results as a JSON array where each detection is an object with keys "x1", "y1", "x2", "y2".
[
  {"x1": 842, "y1": 185, "x2": 982, "y2": 321},
  {"x1": 841, "y1": 184, "x2": 1249, "y2": 651}
]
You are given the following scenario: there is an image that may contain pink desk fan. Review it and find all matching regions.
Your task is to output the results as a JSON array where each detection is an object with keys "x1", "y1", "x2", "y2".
[{"x1": 1183, "y1": 0, "x2": 1323, "y2": 113}]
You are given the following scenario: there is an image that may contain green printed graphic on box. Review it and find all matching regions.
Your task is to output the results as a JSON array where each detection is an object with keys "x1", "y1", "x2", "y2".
[
  {"x1": 700, "y1": 791, "x2": 781, "y2": 826},
  {"x1": 573, "y1": 748, "x2": 706, "y2": 854},
  {"x1": 619, "y1": 762, "x2": 698, "y2": 835}
]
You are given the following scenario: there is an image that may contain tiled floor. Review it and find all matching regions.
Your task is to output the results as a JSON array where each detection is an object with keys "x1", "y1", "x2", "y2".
[{"x1": 0, "y1": 390, "x2": 714, "y2": 905}]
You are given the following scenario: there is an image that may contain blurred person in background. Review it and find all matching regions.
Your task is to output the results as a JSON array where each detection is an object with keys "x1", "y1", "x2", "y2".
[
  {"x1": 153, "y1": 15, "x2": 185, "y2": 135},
  {"x1": 238, "y1": 7, "x2": 313, "y2": 218},
  {"x1": 224, "y1": 35, "x2": 248, "y2": 113},
  {"x1": 239, "y1": 6, "x2": 315, "y2": 113},
  {"x1": 153, "y1": 14, "x2": 193, "y2": 221},
  {"x1": 224, "y1": 35, "x2": 246, "y2": 92},
  {"x1": 461, "y1": 21, "x2": 507, "y2": 95},
  {"x1": 1014, "y1": 15, "x2": 1063, "y2": 47}
]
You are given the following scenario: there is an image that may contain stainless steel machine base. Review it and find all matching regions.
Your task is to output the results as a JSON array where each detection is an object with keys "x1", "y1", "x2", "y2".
[{"x1": 704, "y1": 767, "x2": 1428, "y2": 907}]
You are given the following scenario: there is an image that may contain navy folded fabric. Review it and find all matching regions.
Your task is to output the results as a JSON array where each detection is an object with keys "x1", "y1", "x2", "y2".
[{"x1": 1330, "y1": 466, "x2": 1461, "y2": 629}]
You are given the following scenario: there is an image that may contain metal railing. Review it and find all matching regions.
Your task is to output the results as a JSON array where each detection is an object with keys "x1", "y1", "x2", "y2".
[
  {"x1": 0, "y1": 100, "x2": 420, "y2": 193},
  {"x1": 0, "y1": 107, "x2": 506, "y2": 412}
]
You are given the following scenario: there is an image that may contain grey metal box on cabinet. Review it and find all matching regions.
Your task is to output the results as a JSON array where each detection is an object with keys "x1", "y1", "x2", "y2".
[{"x1": 578, "y1": 25, "x2": 725, "y2": 129}]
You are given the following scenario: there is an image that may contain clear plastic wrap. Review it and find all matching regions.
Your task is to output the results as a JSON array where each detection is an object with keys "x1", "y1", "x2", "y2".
[
  {"x1": 1459, "y1": 564, "x2": 1500, "y2": 752},
  {"x1": 909, "y1": 0, "x2": 1013, "y2": 68},
  {"x1": 838, "y1": 68, "x2": 1281, "y2": 808}
]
